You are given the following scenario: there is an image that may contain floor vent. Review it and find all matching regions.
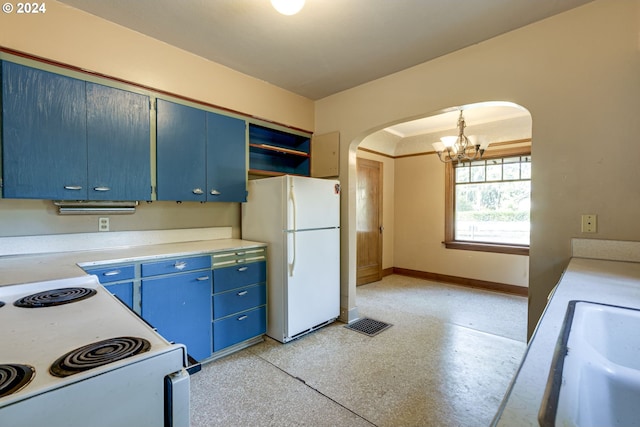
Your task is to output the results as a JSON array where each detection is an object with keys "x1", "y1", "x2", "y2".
[{"x1": 345, "y1": 318, "x2": 392, "y2": 337}]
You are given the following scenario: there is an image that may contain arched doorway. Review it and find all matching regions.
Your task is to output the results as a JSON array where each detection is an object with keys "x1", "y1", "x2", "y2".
[{"x1": 352, "y1": 101, "x2": 532, "y2": 313}]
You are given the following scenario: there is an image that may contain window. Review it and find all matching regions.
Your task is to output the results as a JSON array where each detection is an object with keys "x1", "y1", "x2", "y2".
[{"x1": 444, "y1": 147, "x2": 531, "y2": 255}]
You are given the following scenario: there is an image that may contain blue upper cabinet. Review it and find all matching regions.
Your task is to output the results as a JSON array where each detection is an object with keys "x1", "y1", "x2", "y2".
[
  {"x1": 156, "y1": 99, "x2": 207, "y2": 201},
  {"x1": 2, "y1": 61, "x2": 88, "y2": 199},
  {"x1": 206, "y1": 112, "x2": 247, "y2": 202},
  {"x1": 86, "y1": 83, "x2": 151, "y2": 201},
  {"x1": 157, "y1": 99, "x2": 247, "y2": 202},
  {"x1": 1, "y1": 61, "x2": 152, "y2": 201}
]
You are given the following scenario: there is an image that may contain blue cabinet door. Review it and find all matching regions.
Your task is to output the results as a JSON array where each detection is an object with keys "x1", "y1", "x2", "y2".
[
  {"x1": 1, "y1": 61, "x2": 88, "y2": 199},
  {"x1": 141, "y1": 270, "x2": 212, "y2": 361},
  {"x1": 206, "y1": 113, "x2": 247, "y2": 202},
  {"x1": 105, "y1": 282, "x2": 134, "y2": 310},
  {"x1": 156, "y1": 99, "x2": 207, "y2": 201},
  {"x1": 87, "y1": 83, "x2": 151, "y2": 201},
  {"x1": 213, "y1": 306, "x2": 266, "y2": 352}
]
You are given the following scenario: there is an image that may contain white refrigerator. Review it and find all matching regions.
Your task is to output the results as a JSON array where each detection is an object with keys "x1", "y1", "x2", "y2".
[{"x1": 242, "y1": 175, "x2": 340, "y2": 343}]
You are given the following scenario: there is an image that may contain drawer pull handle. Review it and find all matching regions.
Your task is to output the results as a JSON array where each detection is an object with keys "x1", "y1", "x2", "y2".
[
  {"x1": 235, "y1": 251, "x2": 245, "y2": 256},
  {"x1": 93, "y1": 186, "x2": 111, "y2": 192},
  {"x1": 196, "y1": 276, "x2": 210, "y2": 281},
  {"x1": 236, "y1": 259, "x2": 246, "y2": 264},
  {"x1": 192, "y1": 188, "x2": 204, "y2": 195},
  {"x1": 237, "y1": 290, "x2": 248, "y2": 296},
  {"x1": 237, "y1": 266, "x2": 249, "y2": 272},
  {"x1": 174, "y1": 261, "x2": 187, "y2": 270},
  {"x1": 64, "y1": 185, "x2": 82, "y2": 190},
  {"x1": 210, "y1": 189, "x2": 221, "y2": 195},
  {"x1": 237, "y1": 315, "x2": 248, "y2": 321},
  {"x1": 103, "y1": 270, "x2": 121, "y2": 276}
]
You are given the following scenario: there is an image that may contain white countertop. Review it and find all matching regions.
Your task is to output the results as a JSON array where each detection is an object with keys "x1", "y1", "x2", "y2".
[
  {"x1": 493, "y1": 256, "x2": 640, "y2": 425},
  {"x1": 0, "y1": 238, "x2": 266, "y2": 287}
]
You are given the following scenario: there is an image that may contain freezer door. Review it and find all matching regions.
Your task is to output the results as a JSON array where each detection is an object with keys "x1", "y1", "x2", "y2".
[
  {"x1": 286, "y1": 176, "x2": 340, "y2": 231},
  {"x1": 285, "y1": 227, "x2": 340, "y2": 338}
]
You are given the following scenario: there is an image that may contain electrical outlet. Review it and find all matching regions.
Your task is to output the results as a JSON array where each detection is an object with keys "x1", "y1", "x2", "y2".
[
  {"x1": 98, "y1": 217, "x2": 109, "y2": 232},
  {"x1": 581, "y1": 214, "x2": 597, "y2": 233}
]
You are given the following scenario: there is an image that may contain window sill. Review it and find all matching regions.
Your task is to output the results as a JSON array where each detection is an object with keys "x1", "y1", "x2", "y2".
[{"x1": 443, "y1": 241, "x2": 529, "y2": 256}]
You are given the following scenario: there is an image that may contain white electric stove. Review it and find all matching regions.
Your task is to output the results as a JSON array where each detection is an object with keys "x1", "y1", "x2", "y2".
[{"x1": 0, "y1": 275, "x2": 190, "y2": 427}]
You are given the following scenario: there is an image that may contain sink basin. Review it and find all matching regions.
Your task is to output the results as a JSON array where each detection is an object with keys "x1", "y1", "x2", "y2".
[{"x1": 539, "y1": 301, "x2": 640, "y2": 427}]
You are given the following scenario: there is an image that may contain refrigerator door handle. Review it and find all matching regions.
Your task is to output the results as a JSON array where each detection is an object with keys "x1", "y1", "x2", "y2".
[{"x1": 288, "y1": 179, "x2": 297, "y2": 276}]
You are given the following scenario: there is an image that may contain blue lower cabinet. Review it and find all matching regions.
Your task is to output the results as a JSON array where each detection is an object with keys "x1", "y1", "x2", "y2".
[
  {"x1": 104, "y1": 282, "x2": 134, "y2": 310},
  {"x1": 141, "y1": 270, "x2": 213, "y2": 361},
  {"x1": 213, "y1": 284, "x2": 266, "y2": 319},
  {"x1": 213, "y1": 306, "x2": 266, "y2": 352},
  {"x1": 213, "y1": 261, "x2": 266, "y2": 293}
]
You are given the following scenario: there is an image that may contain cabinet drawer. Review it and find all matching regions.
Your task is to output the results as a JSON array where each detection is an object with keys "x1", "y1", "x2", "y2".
[
  {"x1": 213, "y1": 306, "x2": 266, "y2": 352},
  {"x1": 85, "y1": 265, "x2": 135, "y2": 284},
  {"x1": 213, "y1": 261, "x2": 266, "y2": 293},
  {"x1": 141, "y1": 255, "x2": 211, "y2": 277},
  {"x1": 213, "y1": 284, "x2": 266, "y2": 320},
  {"x1": 211, "y1": 247, "x2": 266, "y2": 269}
]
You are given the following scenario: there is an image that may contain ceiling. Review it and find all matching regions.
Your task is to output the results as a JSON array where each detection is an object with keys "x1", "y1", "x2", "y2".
[
  {"x1": 58, "y1": 0, "x2": 593, "y2": 101},
  {"x1": 383, "y1": 102, "x2": 530, "y2": 139}
]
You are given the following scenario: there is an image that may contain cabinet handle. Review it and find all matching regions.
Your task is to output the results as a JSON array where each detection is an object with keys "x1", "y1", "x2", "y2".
[
  {"x1": 196, "y1": 276, "x2": 210, "y2": 281},
  {"x1": 210, "y1": 189, "x2": 221, "y2": 195},
  {"x1": 237, "y1": 290, "x2": 248, "y2": 296},
  {"x1": 235, "y1": 252, "x2": 245, "y2": 256},
  {"x1": 174, "y1": 261, "x2": 187, "y2": 270},
  {"x1": 93, "y1": 186, "x2": 111, "y2": 192},
  {"x1": 237, "y1": 315, "x2": 248, "y2": 321},
  {"x1": 237, "y1": 266, "x2": 249, "y2": 272},
  {"x1": 192, "y1": 188, "x2": 204, "y2": 195},
  {"x1": 236, "y1": 259, "x2": 246, "y2": 264},
  {"x1": 64, "y1": 185, "x2": 82, "y2": 190},
  {"x1": 103, "y1": 270, "x2": 121, "y2": 276}
]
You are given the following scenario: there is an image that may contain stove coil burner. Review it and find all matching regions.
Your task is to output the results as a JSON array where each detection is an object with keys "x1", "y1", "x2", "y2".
[
  {"x1": 14, "y1": 287, "x2": 97, "y2": 308},
  {"x1": 0, "y1": 364, "x2": 35, "y2": 398},
  {"x1": 50, "y1": 336, "x2": 151, "y2": 378}
]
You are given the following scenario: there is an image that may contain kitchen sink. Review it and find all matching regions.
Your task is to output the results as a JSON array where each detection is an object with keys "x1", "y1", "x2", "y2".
[{"x1": 539, "y1": 301, "x2": 640, "y2": 427}]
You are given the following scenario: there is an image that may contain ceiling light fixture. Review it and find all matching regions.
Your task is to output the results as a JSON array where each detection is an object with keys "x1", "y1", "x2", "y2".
[
  {"x1": 431, "y1": 110, "x2": 489, "y2": 163},
  {"x1": 271, "y1": 0, "x2": 305, "y2": 15}
]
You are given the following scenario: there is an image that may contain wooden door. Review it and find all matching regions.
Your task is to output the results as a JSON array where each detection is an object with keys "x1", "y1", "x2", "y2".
[{"x1": 356, "y1": 157, "x2": 383, "y2": 286}]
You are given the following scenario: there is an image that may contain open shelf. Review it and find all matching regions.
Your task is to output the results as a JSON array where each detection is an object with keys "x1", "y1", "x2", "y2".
[{"x1": 248, "y1": 124, "x2": 311, "y2": 177}]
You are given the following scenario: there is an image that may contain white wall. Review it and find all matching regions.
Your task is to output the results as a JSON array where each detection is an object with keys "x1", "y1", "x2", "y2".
[{"x1": 316, "y1": 0, "x2": 640, "y2": 335}]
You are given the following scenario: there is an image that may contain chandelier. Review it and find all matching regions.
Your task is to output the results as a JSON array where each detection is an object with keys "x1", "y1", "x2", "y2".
[{"x1": 431, "y1": 110, "x2": 488, "y2": 163}]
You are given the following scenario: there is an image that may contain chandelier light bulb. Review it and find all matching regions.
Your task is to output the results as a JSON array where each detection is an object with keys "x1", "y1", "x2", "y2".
[
  {"x1": 271, "y1": 0, "x2": 305, "y2": 15},
  {"x1": 431, "y1": 110, "x2": 487, "y2": 163},
  {"x1": 440, "y1": 136, "x2": 458, "y2": 148}
]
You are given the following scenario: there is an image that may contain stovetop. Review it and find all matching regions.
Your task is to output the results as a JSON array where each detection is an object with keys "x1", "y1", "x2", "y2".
[{"x1": 0, "y1": 275, "x2": 183, "y2": 405}]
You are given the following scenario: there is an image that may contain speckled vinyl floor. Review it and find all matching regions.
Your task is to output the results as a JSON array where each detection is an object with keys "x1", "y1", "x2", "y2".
[{"x1": 190, "y1": 275, "x2": 528, "y2": 427}]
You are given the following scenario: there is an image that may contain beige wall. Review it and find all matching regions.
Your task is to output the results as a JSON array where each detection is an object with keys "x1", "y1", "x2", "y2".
[
  {"x1": 0, "y1": 0, "x2": 314, "y2": 238},
  {"x1": 393, "y1": 152, "x2": 529, "y2": 286},
  {"x1": 316, "y1": 0, "x2": 640, "y2": 334}
]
